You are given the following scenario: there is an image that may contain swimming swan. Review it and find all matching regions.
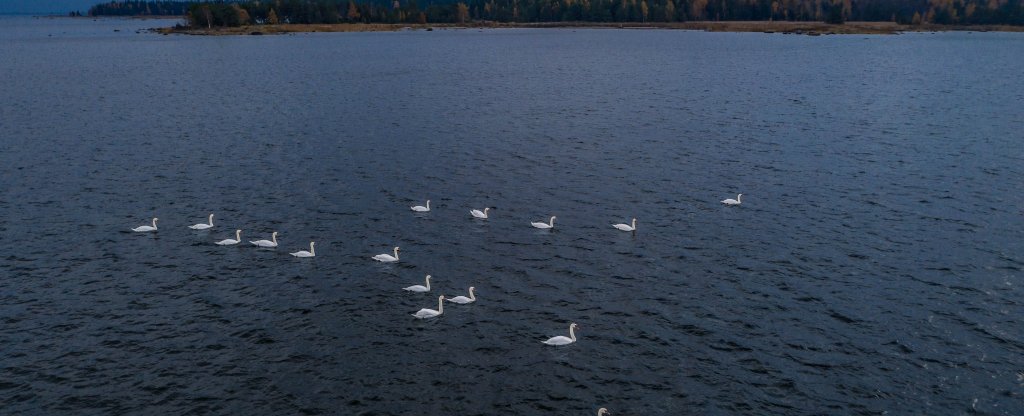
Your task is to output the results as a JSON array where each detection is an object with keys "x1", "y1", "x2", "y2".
[
  {"x1": 542, "y1": 322, "x2": 579, "y2": 346},
  {"x1": 531, "y1": 216, "x2": 556, "y2": 229},
  {"x1": 721, "y1": 193, "x2": 742, "y2": 206},
  {"x1": 250, "y1": 231, "x2": 278, "y2": 247},
  {"x1": 597, "y1": 408, "x2": 609, "y2": 416},
  {"x1": 411, "y1": 200, "x2": 430, "y2": 212},
  {"x1": 216, "y1": 229, "x2": 242, "y2": 245},
  {"x1": 404, "y1": 275, "x2": 431, "y2": 292},
  {"x1": 188, "y1": 214, "x2": 214, "y2": 230},
  {"x1": 412, "y1": 295, "x2": 444, "y2": 319},
  {"x1": 612, "y1": 218, "x2": 637, "y2": 232},
  {"x1": 446, "y1": 287, "x2": 476, "y2": 304},
  {"x1": 470, "y1": 207, "x2": 491, "y2": 219},
  {"x1": 291, "y1": 241, "x2": 315, "y2": 257},
  {"x1": 373, "y1": 246, "x2": 400, "y2": 262},
  {"x1": 132, "y1": 218, "x2": 158, "y2": 232}
]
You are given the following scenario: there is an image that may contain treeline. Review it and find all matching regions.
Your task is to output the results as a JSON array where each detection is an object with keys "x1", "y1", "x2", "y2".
[
  {"x1": 88, "y1": 1, "x2": 195, "y2": 16},
  {"x1": 87, "y1": 0, "x2": 1024, "y2": 25}
]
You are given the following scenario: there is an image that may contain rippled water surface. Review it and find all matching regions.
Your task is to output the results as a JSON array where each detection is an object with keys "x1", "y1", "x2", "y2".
[{"x1": 2, "y1": 16, "x2": 1023, "y2": 415}]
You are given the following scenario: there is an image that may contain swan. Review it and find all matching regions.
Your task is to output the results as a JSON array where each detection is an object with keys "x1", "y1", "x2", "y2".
[
  {"x1": 612, "y1": 218, "x2": 637, "y2": 232},
  {"x1": 470, "y1": 207, "x2": 491, "y2": 219},
  {"x1": 132, "y1": 217, "x2": 158, "y2": 232},
  {"x1": 446, "y1": 287, "x2": 476, "y2": 304},
  {"x1": 542, "y1": 322, "x2": 579, "y2": 346},
  {"x1": 531, "y1": 216, "x2": 556, "y2": 229},
  {"x1": 188, "y1": 214, "x2": 214, "y2": 230},
  {"x1": 411, "y1": 200, "x2": 430, "y2": 212},
  {"x1": 403, "y1": 275, "x2": 431, "y2": 292},
  {"x1": 721, "y1": 193, "x2": 742, "y2": 206},
  {"x1": 216, "y1": 229, "x2": 241, "y2": 245},
  {"x1": 373, "y1": 246, "x2": 400, "y2": 262},
  {"x1": 412, "y1": 295, "x2": 444, "y2": 319},
  {"x1": 597, "y1": 408, "x2": 609, "y2": 416},
  {"x1": 291, "y1": 241, "x2": 315, "y2": 257},
  {"x1": 250, "y1": 231, "x2": 278, "y2": 247}
]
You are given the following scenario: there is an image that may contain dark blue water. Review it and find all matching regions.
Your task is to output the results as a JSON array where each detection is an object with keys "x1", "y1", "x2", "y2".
[{"x1": 2, "y1": 16, "x2": 1023, "y2": 415}]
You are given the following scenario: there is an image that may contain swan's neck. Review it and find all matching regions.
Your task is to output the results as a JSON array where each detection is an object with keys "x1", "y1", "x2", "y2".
[
  {"x1": 152, "y1": 219, "x2": 158, "y2": 228},
  {"x1": 549, "y1": 217, "x2": 555, "y2": 227},
  {"x1": 484, "y1": 207, "x2": 489, "y2": 215},
  {"x1": 393, "y1": 248, "x2": 399, "y2": 259},
  {"x1": 426, "y1": 200, "x2": 430, "y2": 209},
  {"x1": 208, "y1": 215, "x2": 214, "y2": 226},
  {"x1": 737, "y1": 194, "x2": 742, "y2": 202},
  {"x1": 569, "y1": 325, "x2": 576, "y2": 341},
  {"x1": 424, "y1": 277, "x2": 431, "y2": 290},
  {"x1": 437, "y1": 297, "x2": 444, "y2": 314},
  {"x1": 309, "y1": 243, "x2": 315, "y2": 255},
  {"x1": 235, "y1": 231, "x2": 241, "y2": 240},
  {"x1": 632, "y1": 218, "x2": 637, "y2": 228},
  {"x1": 468, "y1": 288, "x2": 475, "y2": 300}
]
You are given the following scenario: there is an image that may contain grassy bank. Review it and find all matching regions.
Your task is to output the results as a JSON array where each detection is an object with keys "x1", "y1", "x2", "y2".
[{"x1": 156, "y1": 20, "x2": 1024, "y2": 36}]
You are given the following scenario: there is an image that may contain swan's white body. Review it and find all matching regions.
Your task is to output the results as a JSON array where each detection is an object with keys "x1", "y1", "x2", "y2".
[
  {"x1": 411, "y1": 200, "x2": 430, "y2": 212},
  {"x1": 531, "y1": 216, "x2": 557, "y2": 229},
  {"x1": 470, "y1": 207, "x2": 490, "y2": 219},
  {"x1": 188, "y1": 214, "x2": 214, "y2": 230},
  {"x1": 291, "y1": 241, "x2": 316, "y2": 257},
  {"x1": 412, "y1": 295, "x2": 444, "y2": 319},
  {"x1": 373, "y1": 247, "x2": 400, "y2": 262},
  {"x1": 447, "y1": 287, "x2": 476, "y2": 304},
  {"x1": 404, "y1": 275, "x2": 431, "y2": 292},
  {"x1": 542, "y1": 322, "x2": 579, "y2": 346},
  {"x1": 612, "y1": 218, "x2": 637, "y2": 232},
  {"x1": 250, "y1": 231, "x2": 278, "y2": 247},
  {"x1": 216, "y1": 230, "x2": 242, "y2": 245},
  {"x1": 132, "y1": 218, "x2": 158, "y2": 232},
  {"x1": 722, "y1": 193, "x2": 742, "y2": 206}
]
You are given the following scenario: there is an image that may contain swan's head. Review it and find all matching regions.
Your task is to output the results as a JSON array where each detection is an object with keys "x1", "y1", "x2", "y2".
[
  {"x1": 550, "y1": 216, "x2": 557, "y2": 221},
  {"x1": 425, "y1": 275, "x2": 431, "y2": 280},
  {"x1": 598, "y1": 408, "x2": 609, "y2": 416},
  {"x1": 426, "y1": 200, "x2": 430, "y2": 204},
  {"x1": 310, "y1": 241, "x2": 316, "y2": 246},
  {"x1": 208, "y1": 213, "x2": 214, "y2": 219},
  {"x1": 469, "y1": 286, "x2": 475, "y2": 292},
  {"x1": 235, "y1": 229, "x2": 241, "y2": 236},
  {"x1": 153, "y1": 217, "x2": 159, "y2": 222},
  {"x1": 394, "y1": 246, "x2": 401, "y2": 251},
  {"x1": 272, "y1": 231, "x2": 278, "y2": 237},
  {"x1": 571, "y1": 322, "x2": 579, "y2": 330},
  {"x1": 438, "y1": 295, "x2": 445, "y2": 301},
  {"x1": 738, "y1": 193, "x2": 743, "y2": 197}
]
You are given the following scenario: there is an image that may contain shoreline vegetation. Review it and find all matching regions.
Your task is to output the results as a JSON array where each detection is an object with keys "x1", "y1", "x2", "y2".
[
  {"x1": 153, "y1": 20, "x2": 1024, "y2": 35},
  {"x1": 82, "y1": 0, "x2": 1024, "y2": 36}
]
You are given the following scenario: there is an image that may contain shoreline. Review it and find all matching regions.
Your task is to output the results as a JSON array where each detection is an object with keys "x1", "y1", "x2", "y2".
[{"x1": 154, "y1": 20, "x2": 1024, "y2": 36}]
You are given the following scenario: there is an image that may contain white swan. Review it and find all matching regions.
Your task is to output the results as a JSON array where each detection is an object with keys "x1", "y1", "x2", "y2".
[
  {"x1": 721, "y1": 193, "x2": 742, "y2": 206},
  {"x1": 250, "y1": 231, "x2": 278, "y2": 248},
  {"x1": 132, "y1": 217, "x2": 158, "y2": 232},
  {"x1": 412, "y1": 295, "x2": 444, "y2": 319},
  {"x1": 470, "y1": 207, "x2": 491, "y2": 219},
  {"x1": 404, "y1": 275, "x2": 431, "y2": 292},
  {"x1": 291, "y1": 241, "x2": 315, "y2": 257},
  {"x1": 411, "y1": 200, "x2": 430, "y2": 212},
  {"x1": 446, "y1": 286, "x2": 476, "y2": 304},
  {"x1": 188, "y1": 214, "x2": 214, "y2": 230},
  {"x1": 612, "y1": 218, "x2": 637, "y2": 232},
  {"x1": 216, "y1": 229, "x2": 241, "y2": 245},
  {"x1": 597, "y1": 408, "x2": 609, "y2": 416},
  {"x1": 531, "y1": 216, "x2": 556, "y2": 229},
  {"x1": 542, "y1": 322, "x2": 579, "y2": 346},
  {"x1": 373, "y1": 246, "x2": 400, "y2": 262}
]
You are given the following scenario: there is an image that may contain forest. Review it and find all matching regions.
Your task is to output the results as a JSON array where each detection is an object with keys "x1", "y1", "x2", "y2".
[{"x1": 87, "y1": 0, "x2": 1024, "y2": 26}]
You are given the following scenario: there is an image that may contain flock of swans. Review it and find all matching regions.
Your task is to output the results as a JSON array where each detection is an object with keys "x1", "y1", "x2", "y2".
[{"x1": 131, "y1": 194, "x2": 743, "y2": 414}]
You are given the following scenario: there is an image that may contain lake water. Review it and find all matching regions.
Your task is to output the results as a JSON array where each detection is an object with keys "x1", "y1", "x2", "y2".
[{"x1": 1, "y1": 16, "x2": 1022, "y2": 415}]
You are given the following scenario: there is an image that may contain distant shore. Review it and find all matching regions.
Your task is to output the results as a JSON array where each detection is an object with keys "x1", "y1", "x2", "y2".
[{"x1": 155, "y1": 20, "x2": 1024, "y2": 36}]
